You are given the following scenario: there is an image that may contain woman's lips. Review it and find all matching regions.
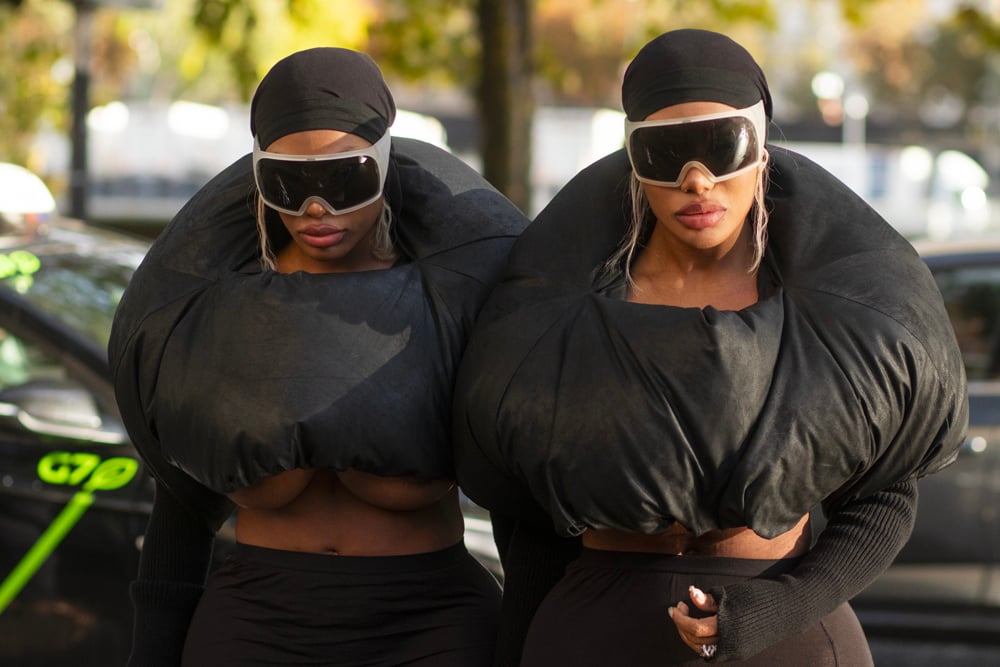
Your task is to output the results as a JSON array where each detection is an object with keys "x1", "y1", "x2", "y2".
[
  {"x1": 675, "y1": 202, "x2": 725, "y2": 229},
  {"x1": 299, "y1": 225, "x2": 346, "y2": 248}
]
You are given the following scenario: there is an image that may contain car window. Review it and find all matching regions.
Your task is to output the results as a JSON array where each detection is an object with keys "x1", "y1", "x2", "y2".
[
  {"x1": 933, "y1": 264, "x2": 1000, "y2": 381},
  {"x1": 0, "y1": 327, "x2": 68, "y2": 391},
  {"x1": 0, "y1": 248, "x2": 134, "y2": 349}
]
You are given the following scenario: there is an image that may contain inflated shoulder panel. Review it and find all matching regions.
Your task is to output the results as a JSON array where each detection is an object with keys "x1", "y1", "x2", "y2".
[
  {"x1": 110, "y1": 138, "x2": 528, "y2": 529},
  {"x1": 453, "y1": 146, "x2": 968, "y2": 538}
]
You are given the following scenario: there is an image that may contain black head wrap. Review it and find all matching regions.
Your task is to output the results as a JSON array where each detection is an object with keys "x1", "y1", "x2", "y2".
[
  {"x1": 622, "y1": 29, "x2": 772, "y2": 123},
  {"x1": 250, "y1": 47, "x2": 396, "y2": 149}
]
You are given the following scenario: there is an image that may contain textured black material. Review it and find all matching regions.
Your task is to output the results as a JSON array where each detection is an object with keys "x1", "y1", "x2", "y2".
[
  {"x1": 490, "y1": 514, "x2": 582, "y2": 667},
  {"x1": 487, "y1": 482, "x2": 915, "y2": 665},
  {"x1": 126, "y1": 487, "x2": 214, "y2": 667},
  {"x1": 520, "y1": 551, "x2": 873, "y2": 666},
  {"x1": 622, "y1": 29, "x2": 773, "y2": 122},
  {"x1": 109, "y1": 137, "x2": 528, "y2": 531},
  {"x1": 250, "y1": 47, "x2": 396, "y2": 147},
  {"x1": 453, "y1": 145, "x2": 968, "y2": 539},
  {"x1": 181, "y1": 543, "x2": 500, "y2": 666}
]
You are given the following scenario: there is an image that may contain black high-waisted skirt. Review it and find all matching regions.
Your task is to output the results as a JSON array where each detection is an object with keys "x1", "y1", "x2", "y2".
[
  {"x1": 521, "y1": 547, "x2": 873, "y2": 667},
  {"x1": 182, "y1": 541, "x2": 501, "y2": 666}
]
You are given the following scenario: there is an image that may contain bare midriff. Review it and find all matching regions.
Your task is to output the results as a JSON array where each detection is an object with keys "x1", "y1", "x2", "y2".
[
  {"x1": 228, "y1": 468, "x2": 464, "y2": 556},
  {"x1": 582, "y1": 515, "x2": 812, "y2": 559}
]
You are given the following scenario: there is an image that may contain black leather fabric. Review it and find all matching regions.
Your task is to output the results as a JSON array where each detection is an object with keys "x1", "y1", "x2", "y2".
[
  {"x1": 109, "y1": 138, "x2": 528, "y2": 530},
  {"x1": 453, "y1": 145, "x2": 968, "y2": 539}
]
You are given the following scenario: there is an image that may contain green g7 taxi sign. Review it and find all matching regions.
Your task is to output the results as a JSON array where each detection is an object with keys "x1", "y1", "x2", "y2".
[{"x1": 0, "y1": 452, "x2": 138, "y2": 613}]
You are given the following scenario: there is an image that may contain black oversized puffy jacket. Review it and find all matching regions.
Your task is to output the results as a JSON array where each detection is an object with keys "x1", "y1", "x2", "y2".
[
  {"x1": 453, "y1": 145, "x2": 967, "y2": 539},
  {"x1": 110, "y1": 137, "x2": 529, "y2": 531}
]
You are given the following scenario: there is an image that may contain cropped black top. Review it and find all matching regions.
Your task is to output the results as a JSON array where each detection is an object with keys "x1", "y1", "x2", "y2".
[
  {"x1": 453, "y1": 145, "x2": 968, "y2": 539},
  {"x1": 110, "y1": 137, "x2": 528, "y2": 530}
]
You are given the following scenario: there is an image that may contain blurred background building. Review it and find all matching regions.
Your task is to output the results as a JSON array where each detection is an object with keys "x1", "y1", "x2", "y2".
[{"x1": 3, "y1": 0, "x2": 1000, "y2": 238}]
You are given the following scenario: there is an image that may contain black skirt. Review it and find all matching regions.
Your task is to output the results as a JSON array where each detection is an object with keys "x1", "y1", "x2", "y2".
[
  {"x1": 182, "y1": 541, "x2": 501, "y2": 666},
  {"x1": 521, "y1": 547, "x2": 873, "y2": 667}
]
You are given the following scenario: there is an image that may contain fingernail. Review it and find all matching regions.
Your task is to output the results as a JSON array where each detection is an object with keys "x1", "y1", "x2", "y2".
[
  {"x1": 691, "y1": 586, "x2": 705, "y2": 602},
  {"x1": 668, "y1": 607, "x2": 675, "y2": 619}
]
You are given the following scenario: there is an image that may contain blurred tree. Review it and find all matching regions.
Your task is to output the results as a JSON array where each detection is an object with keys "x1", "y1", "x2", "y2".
[
  {"x1": 177, "y1": 0, "x2": 374, "y2": 100},
  {"x1": 793, "y1": 2, "x2": 1000, "y2": 173},
  {"x1": 122, "y1": 0, "x2": 788, "y2": 211},
  {"x1": 952, "y1": 6, "x2": 1000, "y2": 176},
  {"x1": 0, "y1": 0, "x2": 372, "y2": 184},
  {"x1": 0, "y1": 0, "x2": 74, "y2": 168},
  {"x1": 532, "y1": 0, "x2": 775, "y2": 108},
  {"x1": 476, "y1": 0, "x2": 532, "y2": 210},
  {"x1": 89, "y1": 0, "x2": 354, "y2": 103},
  {"x1": 856, "y1": 19, "x2": 986, "y2": 129},
  {"x1": 4, "y1": 0, "x2": 999, "y2": 210},
  {"x1": 368, "y1": 0, "x2": 776, "y2": 211}
]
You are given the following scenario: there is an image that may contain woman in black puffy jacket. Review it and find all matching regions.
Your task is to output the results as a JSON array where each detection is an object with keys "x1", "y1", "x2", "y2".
[
  {"x1": 453, "y1": 29, "x2": 968, "y2": 666},
  {"x1": 110, "y1": 47, "x2": 527, "y2": 666}
]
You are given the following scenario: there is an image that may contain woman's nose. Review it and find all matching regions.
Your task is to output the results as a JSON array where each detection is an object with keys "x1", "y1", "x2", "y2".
[
  {"x1": 679, "y1": 166, "x2": 715, "y2": 194},
  {"x1": 304, "y1": 199, "x2": 329, "y2": 217}
]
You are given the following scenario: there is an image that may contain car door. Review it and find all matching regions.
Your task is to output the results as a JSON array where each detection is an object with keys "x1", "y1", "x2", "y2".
[{"x1": 0, "y1": 289, "x2": 151, "y2": 664}]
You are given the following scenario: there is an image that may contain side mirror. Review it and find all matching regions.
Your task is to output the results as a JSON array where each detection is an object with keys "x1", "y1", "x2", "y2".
[{"x1": 0, "y1": 380, "x2": 127, "y2": 445}]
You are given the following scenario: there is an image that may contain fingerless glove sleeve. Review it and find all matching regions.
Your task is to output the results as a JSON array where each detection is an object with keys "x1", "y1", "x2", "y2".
[{"x1": 709, "y1": 479, "x2": 918, "y2": 662}]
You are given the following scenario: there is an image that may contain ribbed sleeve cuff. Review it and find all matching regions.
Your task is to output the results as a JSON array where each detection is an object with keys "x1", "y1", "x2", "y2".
[{"x1": 707, "y1": 480, "x2": 917, "y2": 662}]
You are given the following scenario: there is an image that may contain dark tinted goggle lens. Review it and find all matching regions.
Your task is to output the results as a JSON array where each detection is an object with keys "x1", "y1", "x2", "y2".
[
  {"x1": 255, "y1": 155, "x2": 382, "y2": 214},
  {"x1": 628, "y1": 116, "x2": 760, "y2": 184}
]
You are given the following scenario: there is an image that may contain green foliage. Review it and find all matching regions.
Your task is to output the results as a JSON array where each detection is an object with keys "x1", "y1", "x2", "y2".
[
  {"x1": 954, "y1": 5, "x2": 1000, "y2": 51},
  {"x1": 187, "y1": 0, "x2": 374, "y2": 98},
  {"x1": 705, "y1": 0, "x2": 774, "y2": 24},
  {"x1": 368, "y1": 0, "x2": 479, "y2": 85},
  {"x1": 838, "y1": 0, "x2": 873, "y2": 25},
  {"x1": 532, "y1": 0, "x2": 776, "y2": 108},
  {"x1": 191, "y1": 0, "x2": 261, "y2": 97},
  {"x1": 627, "y1": 0, "x2": 775, "y2": 46},
  {"x1": 0, "y1": 0, "x2": 73, "y2": 167},
  {"x1": 5, "y1": 0, "x2": 1000, "y2": 204}
]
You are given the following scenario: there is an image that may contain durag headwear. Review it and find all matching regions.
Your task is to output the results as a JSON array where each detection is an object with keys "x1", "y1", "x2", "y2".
[
  {"x1": 250, "y1": 47, "x2": 396, "y2": 149},
  {"x1": 621, "y1": 29, "x2": 772, "y2": 124}
]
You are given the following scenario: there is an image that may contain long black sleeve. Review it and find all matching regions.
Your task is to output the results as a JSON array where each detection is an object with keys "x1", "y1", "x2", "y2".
[
  {"x1": 491, "y1": 514, "x2": 581, "y2": 667},
  {"x1": 708, "y1": 478, "x2": 918, "y2": 662},
  {"x1": 127, "y1": 485, "x2": 216, "y2": 667}
]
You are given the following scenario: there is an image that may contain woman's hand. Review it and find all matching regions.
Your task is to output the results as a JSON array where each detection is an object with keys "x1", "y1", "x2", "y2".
[{"x1": 668, "y1": 586, "x2": 719, "y2": 658}]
